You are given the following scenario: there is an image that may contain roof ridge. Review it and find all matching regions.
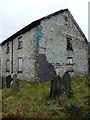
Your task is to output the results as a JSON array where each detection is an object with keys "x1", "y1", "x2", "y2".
[
  {"x1": 2, "y1": 8, "x2": 87, "y2": 45},
  {"x1": 2, "y1": 8, "x2": 68, "y2": 45}
]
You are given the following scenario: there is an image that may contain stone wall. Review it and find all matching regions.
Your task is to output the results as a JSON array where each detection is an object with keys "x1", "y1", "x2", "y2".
[
  {"x1": 2, "y1": 41, "x2": 12, "y2": 77},
  {"x1": 38, "y1": 11, "x2": 88, "y2": 78},
  {"x1": 0, "y1": 45, "x2": 1, "y2": 77},
  {"x1": 1, "y1": 10, "x2": 88, "y2": 81},
  {"x1": 12, "y1": 28, "x2": 38, "y2": 81},
  {"x1": 1, "y1": 28, "x2": 39, "y2": 81}
]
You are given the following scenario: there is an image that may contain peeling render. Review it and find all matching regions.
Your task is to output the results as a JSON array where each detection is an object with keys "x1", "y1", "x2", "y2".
[{"x1": 37, "y1": 54, "x2": 56, "y2": 82}]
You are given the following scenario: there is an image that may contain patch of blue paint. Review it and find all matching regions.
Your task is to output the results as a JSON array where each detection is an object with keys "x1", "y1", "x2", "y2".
[{"x1": 35, "y1": 25, "x2": 43, "y2": 47}]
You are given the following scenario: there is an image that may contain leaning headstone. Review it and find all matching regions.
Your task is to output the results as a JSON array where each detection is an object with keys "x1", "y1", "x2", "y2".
[
  {"x1": 63, "y1": 72, "x2": 71, "y2": 91},
  {"x1": 0, "y1": 77, "x2": 3, "y2": 89},
  {"x1": 6, "y1": 75, "x2": 13, "y2": 88},
  {"x1": 10, "y1": 74, "x2": 19, "y2": 92},
  {"x1": 50, "y1": 75, "x2": 63, "y2": 98}
]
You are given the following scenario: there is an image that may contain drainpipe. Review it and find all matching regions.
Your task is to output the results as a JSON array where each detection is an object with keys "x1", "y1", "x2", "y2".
[{"x1": 11, "y1": 40, "x2": 13, "y2": 74}]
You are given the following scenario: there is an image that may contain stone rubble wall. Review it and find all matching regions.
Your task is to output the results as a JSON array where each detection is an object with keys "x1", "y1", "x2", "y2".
[
  {"x1": 38, "y1": 11, "x2": 88, "y2": 77},
  {"x1": 0, "y1": 11, "x2": 88, "y2": 81}
]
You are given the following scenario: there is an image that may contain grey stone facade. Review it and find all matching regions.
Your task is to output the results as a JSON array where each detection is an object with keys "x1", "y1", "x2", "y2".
[
  {"x1": 0, "y1": 44, "x2": 1, "y2": 77},
  {"x1": 88, "y1": 42, "x2": 90, "y2": 72},
  {"x1": 0, "y1": 9, "x2": 88, "y2": 81}
]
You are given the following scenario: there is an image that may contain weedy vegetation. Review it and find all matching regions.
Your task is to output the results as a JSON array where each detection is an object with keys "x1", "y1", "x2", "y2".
[{"x1": 1, "y1": 76, "x2": 90, "y2": 119}]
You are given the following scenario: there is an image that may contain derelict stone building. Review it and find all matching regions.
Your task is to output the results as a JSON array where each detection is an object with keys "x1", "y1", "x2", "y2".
[
  {"x1": 88, "y1": 42, "x2": 90, "y2": 72},
  {"x1": 0, "y1": 9, "x2": 88, "y2": 82},
  {"x1": 0, "y1": 44, "x2": 1, "y2": 77}
]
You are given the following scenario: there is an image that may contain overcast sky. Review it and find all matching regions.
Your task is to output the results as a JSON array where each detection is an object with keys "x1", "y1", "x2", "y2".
[{"x1": 0, "y1": 0, "x2": 89, "y2": 43}]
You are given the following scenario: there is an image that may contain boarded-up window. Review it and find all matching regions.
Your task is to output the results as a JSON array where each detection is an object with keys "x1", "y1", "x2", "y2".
[
  {"x1": 18, "y1": 57, "x2": 23, "y2": 72},
  {"x1": 68, "y1": 57, "x2": 73, "y2": 64},
  {"x1": 67, "y1": 57, "x2": 74, "y2": 75},
  {"x1": 6, "y1": 60, "x2": 10, "y2": 72},
  {"x1": 67, "y1": 37, "x2": 73, "y2": 51},
  {"x1": 18, "y1": 37, "x2": 22, "y2": 49}
]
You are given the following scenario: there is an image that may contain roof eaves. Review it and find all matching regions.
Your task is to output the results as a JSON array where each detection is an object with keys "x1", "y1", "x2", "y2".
[
  {"x1": 2, "y1": 20, "x2": 41, "y2": 45},
  {"x1": 2, "y1": 9, "x2": 68, "y2": 45}
]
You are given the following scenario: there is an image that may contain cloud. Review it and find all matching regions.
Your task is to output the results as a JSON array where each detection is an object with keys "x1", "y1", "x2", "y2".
[
  {"x1": 88, "y1": 1, "x2": 90, "y2": 41},
  {"x1": 0, "y1": 0, "x2": 89, "y2": 42}
]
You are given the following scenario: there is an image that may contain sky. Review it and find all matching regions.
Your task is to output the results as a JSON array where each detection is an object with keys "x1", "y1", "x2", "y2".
[
  {"x1": 89, "y1": 1, "x2": 90, "y2": 42},
  {"x1": 0, "y1": 0, "x2": 89, "y2": 43}
]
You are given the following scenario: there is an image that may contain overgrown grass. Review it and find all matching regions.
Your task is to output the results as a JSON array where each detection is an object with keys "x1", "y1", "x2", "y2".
[{"x1": 1, "y1": 76, "x2": 90, "y2": 119}]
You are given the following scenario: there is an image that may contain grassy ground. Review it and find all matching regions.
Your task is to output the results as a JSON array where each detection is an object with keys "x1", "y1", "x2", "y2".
[{"x1": 1, "y1": 76, "x2": 90, "y2": 119}]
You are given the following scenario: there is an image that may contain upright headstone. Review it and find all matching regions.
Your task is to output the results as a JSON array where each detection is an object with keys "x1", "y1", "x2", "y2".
[
  {"x1": 10, "y1": 74, "x2": 19, "y2": 92},
  {"x1": 50, "y1": 75, "x2": 63, "y2": 98},
  {"x1": 6, "y1": 75, "x2": 13, "y2": 88},
  {"x1": 0, "y1": 77, "x2": 3, "y2": 89},
  {"x1": 63, "y1": 72, "x2": 71, "y2": 91}
]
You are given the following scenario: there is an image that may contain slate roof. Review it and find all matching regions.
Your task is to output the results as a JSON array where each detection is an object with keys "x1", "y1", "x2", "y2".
[{"x1": 2, "y1": 9, "x2": 87, "y2": 45}]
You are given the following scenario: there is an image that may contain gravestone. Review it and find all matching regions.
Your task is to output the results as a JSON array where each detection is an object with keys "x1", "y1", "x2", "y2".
[
  {"x1": 50, "y1": 75, "x2": 63, "y2": 98},
  {"x1": 10, "y1": 73, "x2": 19, "y2": 92},
  {"x1": 6, "y1": 75, "x2": 13, "y2": 88},
  {"x1": 85, "y1": 77, "x2": 90, "y2": 88},
  {"x1": 0, "y1": 77, "x2": 3, "y2": 89},
  {"x1": 63, "y1": 72, "x2": 71, "y2": 91}
]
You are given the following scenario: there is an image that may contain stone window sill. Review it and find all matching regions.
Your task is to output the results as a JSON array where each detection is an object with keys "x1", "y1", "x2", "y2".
[
  {"x1": 18, "y1": 71, "x2": 23, "y2": 73},
  {"x1": 6, "y1": 51, "x2": 9, "y2": 54},
  {"x1": 17, "y1": 47, "x2": 22, "y2": 50}
]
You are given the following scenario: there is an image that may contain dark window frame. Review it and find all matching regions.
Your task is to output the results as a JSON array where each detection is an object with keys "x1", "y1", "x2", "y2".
[
  {"x1": 18, "y1": 36, "x2": 22, "y2": 49},
  {"x1": 6, "y1": 59, "x2": 10, "y2": 72},
  {"x1": 6, "y1": 43, "x2": 10, "y2": 54},
  {"x1": 67, "y1": 37, "x2": 73, "y2": 51}
]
